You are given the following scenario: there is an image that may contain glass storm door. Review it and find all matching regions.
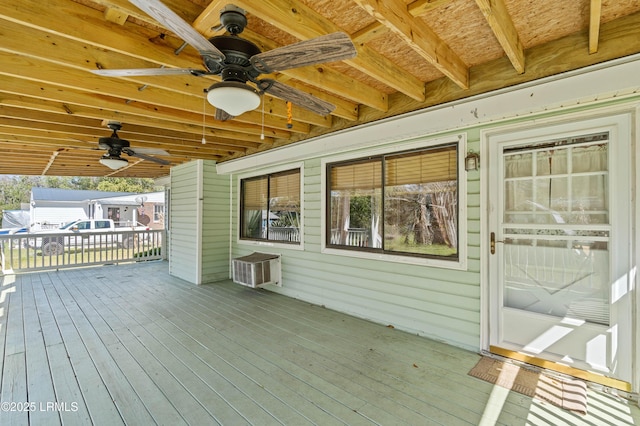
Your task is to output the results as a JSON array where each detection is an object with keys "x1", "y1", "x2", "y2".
[{"x1": 488, "y1": 120, "x2": 632, "y2": 385}]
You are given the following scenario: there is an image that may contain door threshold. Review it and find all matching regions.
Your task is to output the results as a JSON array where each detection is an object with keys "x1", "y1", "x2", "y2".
[{"x1": 489, "y1": 345, "x2": 631, "y2": 392}]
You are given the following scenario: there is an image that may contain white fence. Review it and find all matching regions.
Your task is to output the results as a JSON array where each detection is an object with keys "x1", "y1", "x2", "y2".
[
  {"x1": 0, "y1": 229, "x2": 163, "y2": 273},
  {"x1": 330, "y1": 229, "x2": 370, "y2": 247}
]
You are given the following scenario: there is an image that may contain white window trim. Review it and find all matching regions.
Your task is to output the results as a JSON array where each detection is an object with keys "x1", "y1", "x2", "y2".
[
  {"x1": 321, "y1": 134, "x2": 468, "y2": 270},
  {"x1": 236, "y1": 161, "x2": 305, "y2": 251}
]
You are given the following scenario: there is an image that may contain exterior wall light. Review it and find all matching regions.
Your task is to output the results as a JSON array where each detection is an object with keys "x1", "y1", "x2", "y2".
[{"x1": 465, "y1": 151, "x2": 480, "y2": 171}]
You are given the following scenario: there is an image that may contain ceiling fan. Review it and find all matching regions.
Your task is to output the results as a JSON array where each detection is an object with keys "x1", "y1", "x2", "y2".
[
  {"x1": 98, "y1": 121, "x2": 170, "y2": 170},
  {"x1": 91, "y1": 0, "x2": 358, "y2": 119}
]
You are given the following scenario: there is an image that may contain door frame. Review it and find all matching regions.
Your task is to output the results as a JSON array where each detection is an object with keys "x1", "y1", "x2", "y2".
[{"x1": 479, "y1": 106, "x2": 638, "y2": 393}]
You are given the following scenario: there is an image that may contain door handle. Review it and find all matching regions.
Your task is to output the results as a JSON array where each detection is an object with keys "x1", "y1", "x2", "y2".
[{"x1": 490, "y1": 232, "x2": 503, "y2": 255}]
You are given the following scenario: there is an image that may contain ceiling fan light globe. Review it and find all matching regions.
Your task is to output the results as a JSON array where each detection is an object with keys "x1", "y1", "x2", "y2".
[
  {"x1": 207, "y1": 81, "x2": 260, "y2": 116},
  {"x1": 99, "y1": 156, "x2": 128, "y2": 170}
]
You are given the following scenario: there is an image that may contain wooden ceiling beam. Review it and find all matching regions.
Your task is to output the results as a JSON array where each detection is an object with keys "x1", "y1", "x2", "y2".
[
  {"x1": 353, "y1": 0, "x2": 469, "y2": 89},
  {"x1": 0, "y1": 82, "x2": 279, "y2": 145},
  {"x1": 352, "y1": 0, "x2": 453, "y2": 44},
  {"x1": 283, "y1": 10, "x2": 640, "y2": 146},
  {"x1": 0, "y1": 0, "x2": 201, "y2": 68},
  {"x1": 202, "y1": 0, "x2": 423, "y2": 102},
  {"x1": 0, "y1": 111, "x2": 254, "y2": 156},
  {"x1": 0, "y1": 74, "x2": 290, "y2": 141},
  {"x1": 474, "y1": 0, "x2": 525, "y2": 74},
  {"x1": 0, "y1": 135, "x2": 228, "y2": 161},
  {"x1": 589, "y1": 0, "x2": 602, "y2": 54},
  {"x1": 91, "y1": 0, "x2": 203, "y2": 27},
  {"x1": 0, "y1": 115, "x2": 242, "y2": 156}
]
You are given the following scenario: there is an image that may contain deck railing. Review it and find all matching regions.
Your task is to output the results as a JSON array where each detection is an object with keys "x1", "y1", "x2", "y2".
[{"x1": 0, "y1": 229, "x2": 163, "y2": 273}]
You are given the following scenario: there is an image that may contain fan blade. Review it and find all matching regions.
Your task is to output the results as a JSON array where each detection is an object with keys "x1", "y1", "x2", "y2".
[
  {"x1": 129, "y1": 147, "x2": 169, "y2": 156},
  {"x1": 92, "y1": 68, "x2": 205, "y2": 77},
  {"x1": 122, "y1": 147, "x2": 171, "y2": 165},
  {"x1": 258, "y1": 79, "x2": 335, "y2": 116},
  {"x1": 250, "y1": 32, "x2": 357, "y2": 73},
  {"x1": 215, "y1": 109, "x2": 235, "y2": 121},
  {"x1": 127, "y1": 0, "x2": 224, "y2": 61}
]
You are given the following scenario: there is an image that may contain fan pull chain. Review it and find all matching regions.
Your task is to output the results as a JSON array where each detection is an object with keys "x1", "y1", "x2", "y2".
[
  {"x1": 286, "y1": 101, "x2": 293, "y2": 129},
  {"x1": 260, "y1": 95, "x2": 265, "y2": 140},
  {"x1": 202, "y1": 93, "x2": 207, "y2": 144}
]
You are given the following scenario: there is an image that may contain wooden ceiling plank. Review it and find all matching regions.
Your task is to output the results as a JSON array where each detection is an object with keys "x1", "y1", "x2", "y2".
[
  {"x1": 207, "y1": 0, "x2": 423, "y2": 102},
  {"x1": 353, "y1": 0, "x2": 469, "y2": 89},
  {"x1": 589, "y1": 0, "x2": 602, "y2": 54},
  {"x1": 474, "y1": 0, "x2": 525, "y2": 74}
]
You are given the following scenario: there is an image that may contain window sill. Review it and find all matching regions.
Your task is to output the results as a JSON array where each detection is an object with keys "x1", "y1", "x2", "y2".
[{"x1": 321, "y1": 246, "x2": 467, "y2": 271}]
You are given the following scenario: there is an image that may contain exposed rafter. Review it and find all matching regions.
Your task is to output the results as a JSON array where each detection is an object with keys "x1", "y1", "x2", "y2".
[
  {"x1": 589, "y1": 0, "x2": 602, "y2": 54},
  {"x1": 475, "y1": 0, "x2": 525, "y2": 74},
  {"x1": 353, "y1": 0, "x2": 468, "y2": 89},
  {"x1": 0, "y1": 0, "x2": 638, "y2": 177}
]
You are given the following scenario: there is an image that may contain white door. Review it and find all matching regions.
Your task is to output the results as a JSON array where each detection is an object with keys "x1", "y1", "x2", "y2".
[{"x1": 487, "y1": 115, "x2": 633, "y2": 384}]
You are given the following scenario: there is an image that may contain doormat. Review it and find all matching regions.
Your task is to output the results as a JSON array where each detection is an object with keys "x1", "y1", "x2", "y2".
[{"x1": 468, "y1": 357, "x2": 588, "y2": 415}]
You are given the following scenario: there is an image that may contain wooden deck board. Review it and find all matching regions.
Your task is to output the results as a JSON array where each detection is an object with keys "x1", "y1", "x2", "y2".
[
  {"x1": 1, "y1": 261, "x2": 639, "y2": 425},
  {"x1": 38, "y1": 273, "x2": 123, "y2": 426},
  {"x1": 22, "y1": 275, "x2": 61, "y2": 426}
]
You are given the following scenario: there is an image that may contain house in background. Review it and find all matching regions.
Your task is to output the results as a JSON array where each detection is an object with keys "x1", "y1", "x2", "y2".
[
  {"x1": 29, "y1": 188, "x2": 165, "y2": 230},
  {"x1": 97, "y1": 191, "x2": 166, "y2": 230}
]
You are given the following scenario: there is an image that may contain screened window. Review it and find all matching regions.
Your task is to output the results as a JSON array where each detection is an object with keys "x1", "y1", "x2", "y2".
[
  {"x1": 240, "y1": 168, "x2": 301, "y2": 243},
  {"x1": 153, "y1": 205, "x2": 163, "y2": 223},
  {"x1": 327, "y1": 144, "x2": 458, "y2": 259}
]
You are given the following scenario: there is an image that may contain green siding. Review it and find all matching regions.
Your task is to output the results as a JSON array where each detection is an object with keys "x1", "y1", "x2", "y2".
[
  {"x1": 169, "y1": 162, "x2": 199, "y2": 283},
  {"x1": 232, "y1": 144, "x2": 482, "y2": 351},
  {"x1": 170, "y1": 160, "x2": 230, "y2": 284},
  {"x1": 201, "y1": 161, "x2": 231, "y2": 283},
  {"x1": 219, "y1": 93, "x2": 640, "y2": 353}
]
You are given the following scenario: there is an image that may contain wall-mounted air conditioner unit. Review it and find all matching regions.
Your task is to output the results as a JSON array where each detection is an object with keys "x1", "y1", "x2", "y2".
[{"x1": 232, "y1": 252, "x2": 282, "y2": 288}]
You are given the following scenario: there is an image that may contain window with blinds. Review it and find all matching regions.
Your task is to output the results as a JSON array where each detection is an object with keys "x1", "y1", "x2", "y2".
[
  {"x1": 240, "y1": 168, "x2": 301, "y2": 243},
  {"x1": 327, "y1": 144, "x2": 459, "y2": 259}
]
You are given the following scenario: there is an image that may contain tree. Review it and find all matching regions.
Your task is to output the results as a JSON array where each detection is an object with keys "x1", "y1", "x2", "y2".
[
  {"x1": 0, "y1": 176, "x2": 48, "y2": 211},
  {"x1": 96, "y1": 177, "x2": 156, "y2": 193}
]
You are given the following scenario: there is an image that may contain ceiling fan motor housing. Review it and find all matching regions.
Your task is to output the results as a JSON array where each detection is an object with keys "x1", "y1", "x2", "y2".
[
  {"x1": 219, "y1": 5, "x2": 247, "y2": 34},
  {"x1": 98, "y1": 136, "x2": 130, "y2": 151},
  {"x1": 205, "y1": 35, "x2": 262, "y2": 82}
]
